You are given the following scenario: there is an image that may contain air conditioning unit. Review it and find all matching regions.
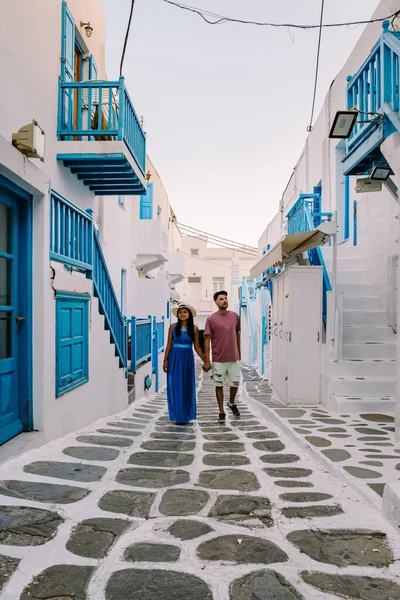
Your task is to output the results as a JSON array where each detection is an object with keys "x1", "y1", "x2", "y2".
[{"x1": 355, "y1": 178, "x2": 383, "y2": 193}]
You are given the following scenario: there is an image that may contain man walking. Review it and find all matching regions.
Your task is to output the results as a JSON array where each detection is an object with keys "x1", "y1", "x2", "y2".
[{"x1": 203, "y1": 290, "x2": 241, "y2": 422}]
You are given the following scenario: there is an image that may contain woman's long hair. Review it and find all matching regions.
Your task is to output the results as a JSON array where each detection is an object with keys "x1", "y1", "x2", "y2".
[{"x1": 176, "y1": 308, "x2": 195, "y2": 341}]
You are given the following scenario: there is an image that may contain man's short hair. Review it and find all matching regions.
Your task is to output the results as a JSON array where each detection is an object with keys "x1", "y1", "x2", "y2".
[{"x1": 214, "y1": 290, "x2": 228, "y2": 302}]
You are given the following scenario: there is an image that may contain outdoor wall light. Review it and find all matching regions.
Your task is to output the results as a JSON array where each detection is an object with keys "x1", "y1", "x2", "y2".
[
  {"x1": 145, "y1": 171, "x2": 152, "y2": 181},
  {"x1": 329, "y1": 110, "x2": 358, "y2": 139},
  {"x1": 370, "y1": 163, "x2": 392, "y2": 181},
  {"x1": 12, "y1": 120, "x2": 45, "y2": 161},
  {"x1": 80, "y1": 21, "x2": 93, "y2": 37}
]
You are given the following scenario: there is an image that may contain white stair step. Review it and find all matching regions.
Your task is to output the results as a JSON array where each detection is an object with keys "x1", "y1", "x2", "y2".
[
  {"x1": 343, "y1": 296, "x2": 381, "y2": 310},
  {"x1": 342, "y1": 341, "x2": 396, "y2": 360},
  {"x1": 329, "y1": 359, "x2": 396, "y2": 377},
  {"x1": 322, "y1": 246, "x2": 362, "y2": 259},
  {"x1": 343, "y1": 326, "x2": 394, "y2": 343},
  {"x1": 337, "y1": 270, "x2": 371, "y2": 284},
  {"x1": 324, "y1": 257, "x2": 366, "y2": 271},
  {"x1": 329, "y1": 394, "x2": 395, "y2": 413},
  {"x1": 338, "y1": 283, "x2": 375, "y2": 296},
  {"x1": 343, "y1": 310, "x2": 387, "y2": 326},
  {"x1": 331, "y1": 376, "x2": 396, "y2": 396}
]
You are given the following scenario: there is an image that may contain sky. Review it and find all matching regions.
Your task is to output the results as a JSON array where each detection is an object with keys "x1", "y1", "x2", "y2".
[{"x1": 100, "y1": 0, "x2": 380, "y2": 246}]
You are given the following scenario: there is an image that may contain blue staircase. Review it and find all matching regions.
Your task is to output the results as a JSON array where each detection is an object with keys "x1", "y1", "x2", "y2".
[{"x1": 93, "y1": 230, "x2": 127, "y2": 369}]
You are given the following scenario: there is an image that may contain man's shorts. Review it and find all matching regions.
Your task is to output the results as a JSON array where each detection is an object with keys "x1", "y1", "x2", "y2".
[{"x1": 212, "y1": 361, "x2": 241, "y2": 387}]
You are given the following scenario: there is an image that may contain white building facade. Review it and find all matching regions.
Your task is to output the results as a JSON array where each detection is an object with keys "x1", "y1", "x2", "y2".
[
  {"x1": 244, "y1": 1, "x2": 400, "y2": 429},
  {"x1": 0, "y1": 0, "x2": 183, "y2": 449}
]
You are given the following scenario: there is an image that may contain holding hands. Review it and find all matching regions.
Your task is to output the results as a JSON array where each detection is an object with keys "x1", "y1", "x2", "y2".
[{"x1": 202, "y1": 359, "x2": 212, "y2": 373}]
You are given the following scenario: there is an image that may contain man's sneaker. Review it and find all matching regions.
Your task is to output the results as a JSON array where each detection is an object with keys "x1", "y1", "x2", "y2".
[
  {"x1": 218, "y1": 412, "x2": 226, "y2": 423},
  {"x1": 228, "y1": 403, "x2": 241, "y2": 418}
]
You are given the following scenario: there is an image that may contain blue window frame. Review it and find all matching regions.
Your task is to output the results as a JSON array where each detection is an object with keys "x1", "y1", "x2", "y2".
[
  {"x1": 118, "y1": 196, "x2": 125, "y2": 209},
  {"x1": 140, "y1": 183, "x2": 153, "y2": 219},
  {"x1": 55, "y1": 291, "x2": 89, "y2": 397}
]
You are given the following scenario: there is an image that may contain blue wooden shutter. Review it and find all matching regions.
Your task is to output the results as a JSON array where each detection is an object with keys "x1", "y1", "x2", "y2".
[
  {"x1": 61, "y1": 1, "x2": 75, "y2": 131},
  {"x1": 140, "y1": 183, "x2": 153, "y2": 219},
  {"x1": 56, "y1": 293, "x2": 89, "y2": 396}
]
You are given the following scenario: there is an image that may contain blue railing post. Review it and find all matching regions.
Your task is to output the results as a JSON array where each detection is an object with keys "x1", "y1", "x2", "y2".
[
  {"x1": 152, "y1": 316, "x2": 159, "y2": 392},
  {"x1": 118, "y1": 77, "x2": 125, "y2": 142},
  {"x1": 131, "y1": 316, "x2": 137, "y2": 373}
]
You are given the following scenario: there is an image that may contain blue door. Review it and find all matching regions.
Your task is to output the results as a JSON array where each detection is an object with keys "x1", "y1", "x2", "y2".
[{"x1": 0, "y1": 192, "x2": 23, "y2": 444}]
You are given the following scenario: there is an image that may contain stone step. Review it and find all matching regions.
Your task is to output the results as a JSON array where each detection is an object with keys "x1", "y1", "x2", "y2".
[
  {"x1": 343, "y1": 296, "x2": 382, "y2": 310},
  {"x1": 322, "y1": 246, "x2": 362, "y2": 260},
  {"x1": 343, "y1": 310, "x2": 388, "y2": 327},
  {"x1": 329, "y1": 359, "x2": 396, "y2": 378},
  {"x1": 324, "y1": 256, "x2": 366, "y2": 271},
  {"x1": 330, "y1": 376, "x2": 396, "y2": 396},
  {"x1": 342, "y1": 326, "x2": 395, "y2": 343},
  {"x1": 336, "y1": 270, "x2": 371, "y2": 284},
  {"x1": 338, "y1": 282, "x2": 376, "y2": 297},
  {"x1": 342, "y1": 341, "x2": 396, "y2": 360},
  {"x1": 329, "y1": 394, "x2": 395, "y2": 413}
]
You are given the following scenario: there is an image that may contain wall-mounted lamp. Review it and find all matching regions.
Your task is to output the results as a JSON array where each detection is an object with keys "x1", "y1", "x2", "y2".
[
  {"x1": 80, "y1": 21, "x2": 93, "y2": 37},
  {"x1": 329, "y1": 107, "x2": 384, "y2": 139},
  {"x1": 370, "y1": 163, "x2": 392, "y2": 181},
  {"x1": 145, "y1": 171, "x2": 152, "y2": 182},
  {"x1": 12, "y1": 120, "x2": 45, "y2": 161}
]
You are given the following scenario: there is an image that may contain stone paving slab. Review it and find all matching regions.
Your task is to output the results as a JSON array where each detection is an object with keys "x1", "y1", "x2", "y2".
[
  {"x1": 0, "y1": 368, "x2": 400, "y2": 599},
  {"x1": 242, "y1": 365, "x2": 400, "y2": 509}
]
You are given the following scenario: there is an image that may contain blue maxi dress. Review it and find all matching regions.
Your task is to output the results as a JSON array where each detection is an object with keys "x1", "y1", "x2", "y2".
[{"x1": 167, "y1": 326, "x2": 196, "y2": 424}]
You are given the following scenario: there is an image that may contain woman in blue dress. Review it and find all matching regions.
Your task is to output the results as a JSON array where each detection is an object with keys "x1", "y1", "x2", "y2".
[{"x1": 163, "y1": 304, "x2": 205, "y2": 424}]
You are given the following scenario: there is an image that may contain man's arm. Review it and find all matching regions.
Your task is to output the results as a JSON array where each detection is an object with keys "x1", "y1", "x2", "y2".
[
  {"x1": 203, "y1": 336, "x2": 212, "y2": 371},
  {"x1": 236, "y1": 332, "x2": 241, "y2": 361}
]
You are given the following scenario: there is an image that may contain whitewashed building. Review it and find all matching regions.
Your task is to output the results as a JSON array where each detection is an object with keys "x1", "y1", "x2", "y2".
[
  {"x1": 180, "y1": 236, "x2": 255, "y2": 330},
  {"x1": 245, "y1": 1, "x2": 400, "y2": 428},
  {"x1": 0, "y1": 0, "x2": 183, "y2": 449}
]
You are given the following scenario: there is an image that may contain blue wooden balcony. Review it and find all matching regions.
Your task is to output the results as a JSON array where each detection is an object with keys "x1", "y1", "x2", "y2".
[
  {"x1": 343, "y1": 21, "x2": 400, "y2": 176},
  {"x1": 57, "y1": 77, "x2": 146, "y2": 195}
]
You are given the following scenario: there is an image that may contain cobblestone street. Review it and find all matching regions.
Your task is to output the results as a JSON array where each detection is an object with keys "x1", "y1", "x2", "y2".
[{"x1": 1, "y1": 368, "x2": 400, "y2": 599}]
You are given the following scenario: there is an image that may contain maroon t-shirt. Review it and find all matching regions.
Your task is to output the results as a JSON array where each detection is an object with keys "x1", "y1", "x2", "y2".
[{"x1": 204, "y1": 311, "x2": 240, "y2": 362}]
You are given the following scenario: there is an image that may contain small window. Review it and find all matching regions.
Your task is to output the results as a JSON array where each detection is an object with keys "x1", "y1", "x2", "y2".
[
  {"x1": 55, "y1": 291, "x2": 89, "y2": 397},
  {"x1": 157, "y1": 205, "x2": 162, "y2": 218},
  {"x1": 118, "y1": 196, "x2": 125, "y2": 209},
  {"x1": 213, "y1": 277, "x2": 225, "y2": 294},
  {"x1": 190, "y1": 249, "x2": 199, "y2": 257},
  {"x1": 188, "y1": 277, "x2": 201, "y2": 284}
]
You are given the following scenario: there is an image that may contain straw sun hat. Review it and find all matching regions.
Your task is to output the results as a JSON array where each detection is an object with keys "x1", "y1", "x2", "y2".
[{"x1": 172, "y1": 303, "x2": 197, "y2": 318}]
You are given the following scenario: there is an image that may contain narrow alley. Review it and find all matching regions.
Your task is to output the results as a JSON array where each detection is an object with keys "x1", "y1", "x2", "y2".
[{"x1": 1, "y1": 367, "x2": 400, "y2": 599}]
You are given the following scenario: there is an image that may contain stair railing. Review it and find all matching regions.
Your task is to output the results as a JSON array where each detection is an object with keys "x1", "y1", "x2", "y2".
[{"x1": 93, "y1": 230, "x2": 127, "y2": 368}]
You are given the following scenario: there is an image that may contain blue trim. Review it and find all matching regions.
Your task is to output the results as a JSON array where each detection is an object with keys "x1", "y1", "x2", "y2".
[
  {"x1": 55, "y1": 291, "x2": 90, "y2": 398},
  {"x1": 353, "y1": 200, "x2": 358, "y2": 246},
  {"x1": 140, "y1": 183, "x2": 153, "y2": 219},
  {"x1": 0, "y1": 178, "x2": 33, "y2": 439},
  {"x1": 344, "y1": 176, "x2": 350, "y2": 240},
  {"x1": 152, "y1": 317, "x2": 159, "y2": 392}
]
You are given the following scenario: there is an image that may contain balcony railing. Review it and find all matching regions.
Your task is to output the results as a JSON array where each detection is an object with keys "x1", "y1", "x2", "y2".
[
  {"x1": 50, "y1": 191, "x2": 93, "y2": 273},
  {"x1": 346, "y1": 21, "x2": 400, "y2": 156},
  {"x1": 286, "y1": 195, "x2": 332, "y2": 325},
  {"x1": 58, "y1": 76, "x2": 146, "y2": 175}
]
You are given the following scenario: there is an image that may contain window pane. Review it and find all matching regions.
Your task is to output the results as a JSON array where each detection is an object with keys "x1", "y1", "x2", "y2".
[
  {"x1": 0, "y1": 258, "x2": 12, "y2": 306},
  {"x1": 0, "y1": 312, "x2": 12, "y2": 359},
  {"x1": 0, "y1": 204, "x2": 12, "y2": 254}
]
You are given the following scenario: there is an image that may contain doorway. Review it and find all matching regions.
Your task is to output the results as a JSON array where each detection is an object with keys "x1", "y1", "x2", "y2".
[{"x1": 0, "y1": 179, "x2": 32, "y2": 445}]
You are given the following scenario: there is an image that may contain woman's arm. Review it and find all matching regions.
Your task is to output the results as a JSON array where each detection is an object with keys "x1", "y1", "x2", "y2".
[
  {"x1": 194, "y1": 326, "x2": 205, "y2": 361},
  {"x1": 163, "y1": 324, "x2": 174, "y2": 372}
]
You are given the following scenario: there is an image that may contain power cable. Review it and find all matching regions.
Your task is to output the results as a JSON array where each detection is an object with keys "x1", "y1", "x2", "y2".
[
  {"x1": 307, "y1": 0, "x2": 325, "y2": 132},
  {"x1": 162, "y1": 1, "x2": 400, "y2": 30},
  {"x1": 180, "y1": 231, "x2": 258, "y2": 256},
  {"x1": 177, "y1": 222, "x2": 258, "y2": 252},
  {"x1": 120, "y1": 0, "x2": 136, "y2": 76},
  {"x1": 179, "y1": 250, "x2": 252, "y2": 270},
  {"x1": 180, "y1": 232, "x2": 258, "y2": 257}
]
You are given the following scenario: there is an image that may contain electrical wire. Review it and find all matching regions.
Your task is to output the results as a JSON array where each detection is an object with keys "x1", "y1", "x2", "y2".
[
  {"x1": 177, "y1": 222, "x2": 258, "y2": 252},
  {"x1": 162, "y1": 1, "x2": 400, "y2": 30},
  {"x1": 180, "y1": 250, "x2": 253, "y2": 270},
  {"x1": 307, "y1": 0, "x2": 325, "y2": 132},
  {"x1": 120, "y1": 0, "x2": 136, "y2": 76},
  {"x1": 180, "y1": 232, "x2": 258, "y2": 256}
]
